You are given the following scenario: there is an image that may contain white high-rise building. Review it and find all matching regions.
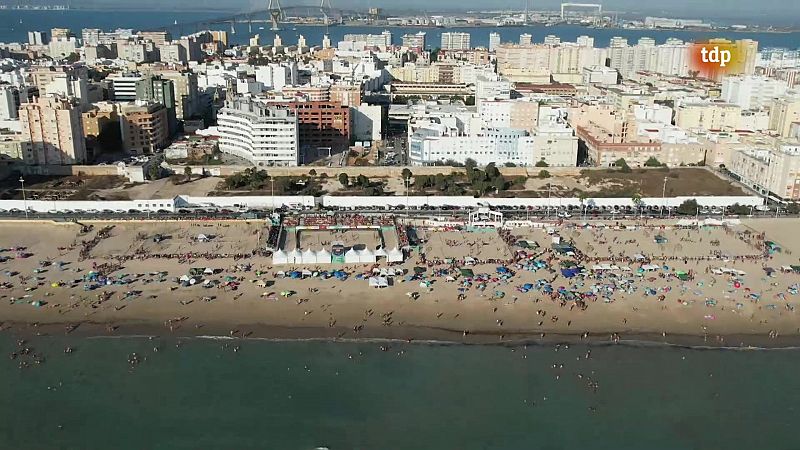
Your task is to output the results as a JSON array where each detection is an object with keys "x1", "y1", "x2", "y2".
[
  {"x1": 610, "y1": 36, "x2": 628, "y2": 47},
  {"x1": 520, "y1": 33, "x2": 532, "y2": 46},
  {"x1": 543, "y1": 35, "x2": 561, "y2": 45},
  {"x1": 0, "y1": 86, "x2": 18, "y2": 121},
  {"x1": 402, "y1": 32, "x2": 426, "y2": 49},
  {"x1": 343, "y1": 31, "x2": 392, "y2": 49},
  {"x1": 489, "y1": 32, "x2": 501, "y2": 52},
  {"x1": 216, "y1": 97, "x2": 299, "y2": 167},
  {"x1": 475, "y1": 75, "x2": 512, "y2": 110},
  {"x1": 27, "y1": 31, "x2": 48, "y2": 46},
  {"x1": 441, "y1": 32, "x2": 471, "y2": 51},
  {"x1": 255, "y1": 63, "x2": 298, "y2": 91},
  {"x1": 722, "y1": 75, "x2": 789, "y2": 110},
  {"x1": 108, "y1": 73, "x2": 146, "y2": 101},
  {"x1": 576, "y1": 35, "x2": 594, "y2": 47}
]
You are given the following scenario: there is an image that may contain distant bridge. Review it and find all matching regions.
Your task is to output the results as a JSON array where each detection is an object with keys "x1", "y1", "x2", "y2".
[{"x1": 150, "y1": 3, "x2": 372, "y2": 36}]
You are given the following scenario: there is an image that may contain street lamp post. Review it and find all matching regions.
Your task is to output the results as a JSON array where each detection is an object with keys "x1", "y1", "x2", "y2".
[
  {"x1": 696, "y1": 207, "x2": 700, "y2": 229},
  {"x1": 270, "y1": 178, "x2": 275, "y2": 211},
  {"x1": 661, "y1": 176, "x2": 668, "y2": 218},
  {"x1": 19, "y1": 177, "x2": 28, "y2": 219},
  {"x1": 547, "y1": 183, "x2": 552, "y2": 219},
  {"x1": 404, "y1": 176, "x2": 410, "y2": 218}
]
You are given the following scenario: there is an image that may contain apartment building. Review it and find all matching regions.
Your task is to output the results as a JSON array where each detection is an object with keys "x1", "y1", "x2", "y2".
[
  {"x1": 19, "y1": 95, "x2": 87, "y2": 165},
  {"x1": 119, "y1": 101, "x2": 169, "y2": 154},
  {"x1": 284, "y1": 101, "x2": 351, "y2": 152},
  {"x1": 215, "y1": 97, "x2": 298, "y2": 167},
  {"x1": 729, "y1": 142, "x2": 800, "y2": 201}
]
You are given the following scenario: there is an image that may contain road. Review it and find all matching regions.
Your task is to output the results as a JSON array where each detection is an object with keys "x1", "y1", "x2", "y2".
[{"x1": 0, "y1": 207, "x2": 794, "y2": 222}]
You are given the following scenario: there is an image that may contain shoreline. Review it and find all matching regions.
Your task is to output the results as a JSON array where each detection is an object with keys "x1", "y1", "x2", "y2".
[{"x1": 3, "y1": 318, "x2": 799, "y2": 350}]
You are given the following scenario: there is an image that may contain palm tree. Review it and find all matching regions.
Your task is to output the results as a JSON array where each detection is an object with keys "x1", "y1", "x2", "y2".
[
  {"x1": 631, "y1": 193, "x2": 643, "y2": 220},
  {"x1": 578, "y1": 191, "x2": 589, "y2": 220},
  {"x1": 184, "y1": 166, "x2": 193, "y2": 182}
]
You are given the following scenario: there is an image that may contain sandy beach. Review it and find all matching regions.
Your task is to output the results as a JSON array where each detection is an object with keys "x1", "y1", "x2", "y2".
[{"x1": 1, "y1": 217, "x2": 800, "y2": 347}]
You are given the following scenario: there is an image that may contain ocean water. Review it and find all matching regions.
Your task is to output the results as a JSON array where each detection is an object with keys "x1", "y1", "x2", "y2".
[
  {"x1": 2, "y1": 9, "x2": 800, "y2": 48},
  {"x1": 0, "y1": 334, "x2": 798, "y2": 450}
]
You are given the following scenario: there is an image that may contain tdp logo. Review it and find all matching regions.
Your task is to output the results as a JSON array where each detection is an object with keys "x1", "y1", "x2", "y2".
[{"x1": 701, "y1": 46, "x2": 732, "y2": 67}]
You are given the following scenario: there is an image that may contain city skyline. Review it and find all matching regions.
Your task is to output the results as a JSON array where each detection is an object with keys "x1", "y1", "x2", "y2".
[{"x1": 6, "y1": 0, "x2": 800, "y2": 22}]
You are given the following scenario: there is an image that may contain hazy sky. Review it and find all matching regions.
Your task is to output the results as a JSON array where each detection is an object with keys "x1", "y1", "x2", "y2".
[{"x1": 17, "y1": 0, "x2": 800, "y2": 24}]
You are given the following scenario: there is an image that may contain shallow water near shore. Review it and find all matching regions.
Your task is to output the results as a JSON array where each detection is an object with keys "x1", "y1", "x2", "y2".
[{"x1": 0, "y1": 335, "x2": 797, "y2": 450}]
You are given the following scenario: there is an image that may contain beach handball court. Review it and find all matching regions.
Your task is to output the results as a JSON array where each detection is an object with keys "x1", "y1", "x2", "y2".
[
  {"x1": 282, "y1": 228, "x2": 399, "y2": 252},
  {"x1": 421, "y1": 230, "x2": 513, "y2": 260},
  {"x1": 561, "y1": 227, "x2": 755, "y2": 258},
  {"x1": 89, "y1": 221, "x2": 264, "y2": 257}
]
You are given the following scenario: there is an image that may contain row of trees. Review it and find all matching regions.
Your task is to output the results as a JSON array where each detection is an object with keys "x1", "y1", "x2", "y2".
[
  {"x1": 338, "y1": 173, "x2": 386, "y2": 196},
  {"x1": 223, "y1": 168, "x2": 324, "y2": 195}
]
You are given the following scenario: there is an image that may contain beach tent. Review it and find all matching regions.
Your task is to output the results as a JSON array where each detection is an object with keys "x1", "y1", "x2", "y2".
[
  {"x1": 203, "y1": 268, "x2": 215, "y2": 275},
  {"x1": 552, "y1": 243, "x2": 575, "y2": 255},
  {"x1": 368, "y1": 276, "x2": 389, "y2": 288},
  {"x1": 460, "y1": 268, "x2": 475, "y2": 278},
  {"x1": 273, "y1": 250, "x2": 289, "y2": 265},
  {"x1": 374, "y1": 247, "x2": 389, "y2": 259},
  {"x1": 316, "y1": 248, "x2": 332, "y2": 264},
  {"x1": 197, "y1": 234, "x2": 211, "y2": 242},
  {"x1": 287, "y1": 249, "x2": 302, "y2": 264},
  {"x1": 301, "y1": 269, "x2": 313, "y2": 278},
  {"x1": 388, "y1": 247, "x2": 404, "y2": 263},
  {"x1": 301, "y1": 249, "x2": 316, "y2": 264},
  {"x1": 358, "y1": 248, "x2": 376, "y2": 264},
  {"x1": 344, "y1": 248, "x2": 360, "y2": 264}
]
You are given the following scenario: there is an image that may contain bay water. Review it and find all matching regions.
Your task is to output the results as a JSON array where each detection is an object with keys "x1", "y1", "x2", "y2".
[
  {"x1": 2, "y1": 10, "x2": 800, "y2": 49},
  {"x1": 0, "y1": 334, "x2": 797, "y2": 449}
]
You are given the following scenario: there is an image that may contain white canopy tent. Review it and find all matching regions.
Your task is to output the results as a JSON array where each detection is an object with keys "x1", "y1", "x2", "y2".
[
  {"x1": 388, "y1": 247, "x2": 404, "y2": 263},
  {"x1": 301, "y1": 249, "x2": 316, "y2": 264},
  {"x1": 316, "y1": 248, "x2": 332, "y2": 264},
  {"x1": 368, "y1": 276, "x2": 389, "y2": 288},
  {"x1": 374, "y1": 247, "x2": 388, "y2": 259},
  {"x1": 273, "y1": 250, "x2": 289, "y2": 265},
  {"x1": 358, "y1": 248, "x2": 376, "y2": 263},
  {"x1": 288, "y1": 249, "x2": 302, "y2": 264},
  {"x1": 344, "y1": 248, "x2": 360, "y2": 264}
]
